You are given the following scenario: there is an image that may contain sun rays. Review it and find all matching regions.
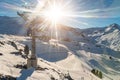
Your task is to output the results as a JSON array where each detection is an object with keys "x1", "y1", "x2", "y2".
[
  {"x1": 2, "y1": 0, "x2": 120, "y2": 24},
  {"x1": 1, "y1": 0, "x2": 120, "y2": 40}
]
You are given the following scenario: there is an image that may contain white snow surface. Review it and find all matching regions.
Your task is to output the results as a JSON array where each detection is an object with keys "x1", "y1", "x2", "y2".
[
  {"x1": 0, "y1": 22, "x2": 120, "y2": 80},
  {"x1": 0, "y1": 33, "x2": 120, "y2": 80}
]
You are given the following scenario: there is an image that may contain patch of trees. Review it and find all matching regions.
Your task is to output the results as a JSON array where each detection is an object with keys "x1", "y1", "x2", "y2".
[
  {"x1": 10, "y1": 52, "x2": 21, "y2": 55},
  {"x1": 91, "y1": 69, "x2": 103, "y2": 79},
  {"x1": 0, "y1": 41, "x2": 4, "y2": 45},
  {"x1": 24, "y1": 45, "x2": 29, "y2": 57},
  {"x1": 11, "y1": 45, "x2": 30, "y2": 59},
  {"x1": 14, "y1": 63, "x2": 27, "y2": 69},
  {"x1": 9, "y1": 41, "x2": 18, "y2": 50}
]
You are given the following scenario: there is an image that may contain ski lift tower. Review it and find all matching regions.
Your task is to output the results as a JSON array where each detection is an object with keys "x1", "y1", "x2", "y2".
[
  {"x1": 17, "y1": 1, "x2": 50, "y2": 68},
  {"x1": 27, "y1": 28, "x2": 37, "y2": 68},
  {"x1": 17, "y1": 5, "x2": 38, "y2": 69}
]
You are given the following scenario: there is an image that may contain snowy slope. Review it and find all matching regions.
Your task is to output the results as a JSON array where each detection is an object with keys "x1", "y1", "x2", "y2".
[
  {"x1": 0, "y1": 17, "x2": 120, "y2": 80},
  {"x1": 0, "y1": 35, "x2": 102, "y2": 80},
  {"x1": 0, "y1": 33, "x2": 120, "y2": 80}
]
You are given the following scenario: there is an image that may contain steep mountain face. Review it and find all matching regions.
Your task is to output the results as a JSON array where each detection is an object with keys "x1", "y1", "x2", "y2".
[
  {"x1": 86, "y1": 23, "x2": 120, "y2": 51},
  {"x1": 0, "y1": 16, "x2": 26, "y2": 35}
]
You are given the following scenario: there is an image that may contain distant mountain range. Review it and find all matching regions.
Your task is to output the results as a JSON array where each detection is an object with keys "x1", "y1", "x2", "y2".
[
  {"x1": 0, "y1": 16, "x2": 26, "y2": 35},
  {"x1": 0, "y1": 16, "x2": 120, "y2": 52}
]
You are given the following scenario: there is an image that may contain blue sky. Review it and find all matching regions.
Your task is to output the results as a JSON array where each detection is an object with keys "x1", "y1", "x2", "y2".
[{"x1": 0, "y1": 0, "x2": 120, "y2": 28}]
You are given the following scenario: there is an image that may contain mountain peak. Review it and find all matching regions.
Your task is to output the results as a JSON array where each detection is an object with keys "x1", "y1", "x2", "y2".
[
  {"x1": 105, "y1": 23, "x2": 120, "y2": 33},
  {"x1": 109, "y1": 23, "x2": 120, "y2": 29}
]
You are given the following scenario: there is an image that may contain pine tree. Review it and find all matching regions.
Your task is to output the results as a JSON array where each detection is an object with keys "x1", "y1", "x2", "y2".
[
  {"x1": 24, "y1": 45, "x2": 29, "y2": 56},
  {"x1": 99, "y1": 71, "x2": 102, "y2": 79},
  {"x1": 91, "y1": 69, "x2": 95, "y2": 74},
  {"x1": 11, "y1": 41, "x2": 18, "y2": 50}
]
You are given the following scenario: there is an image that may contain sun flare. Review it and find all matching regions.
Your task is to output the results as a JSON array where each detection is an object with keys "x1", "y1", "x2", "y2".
[
  {"x1": 44, "y1": 5, "x2": 63, "y2": 22},
  {"x1": 4, "y1": 0, "x2": 120, "y2": 41}
]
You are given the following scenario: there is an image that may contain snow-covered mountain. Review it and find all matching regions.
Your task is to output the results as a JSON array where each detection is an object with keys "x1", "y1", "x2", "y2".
[
  {"x1": 87, "y1": 23, "x2": 120, "y2": 51},
  {"x1": 0, "y1": 16, "x2": 26, "y2": 35},
  {"x1": 0, "y1": 16, "x2": 120, "y2": 80}
]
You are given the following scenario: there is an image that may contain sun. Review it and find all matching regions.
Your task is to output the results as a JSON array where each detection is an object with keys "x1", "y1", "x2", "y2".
[
  {"x1": 42, "y1": 2, "x2": 67, "y2": 23},
  {"x1": 45, "y1": 6, "x2": 63, "y2": 22}
]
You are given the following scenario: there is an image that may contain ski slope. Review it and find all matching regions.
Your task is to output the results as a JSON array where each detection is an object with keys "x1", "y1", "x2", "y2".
[{"x1": 0, "y1": 33, "x2": 120, "y2": 80}]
